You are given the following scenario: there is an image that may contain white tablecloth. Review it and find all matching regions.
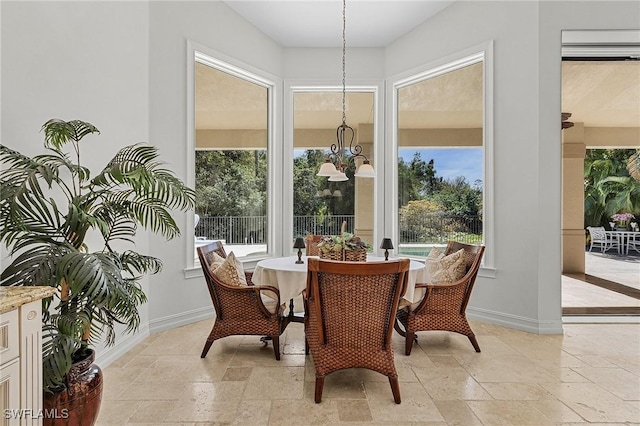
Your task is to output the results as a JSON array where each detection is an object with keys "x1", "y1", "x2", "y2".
[{"x1": 252, "y1": 255, "x2": 426, "y2": 306}]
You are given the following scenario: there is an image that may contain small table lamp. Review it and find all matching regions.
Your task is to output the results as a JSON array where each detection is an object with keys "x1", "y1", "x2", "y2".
[
  {"x1": 293, "y1": 237, "x2": 306, "y2": 264},
  {"x1": 380, "y1": 238, "x2": 394, "y2": 261}
]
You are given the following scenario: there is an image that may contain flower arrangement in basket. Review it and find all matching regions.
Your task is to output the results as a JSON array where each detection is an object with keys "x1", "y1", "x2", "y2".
[{"x1": 317, "y1": 221, "x2": 371, "y2": 262}]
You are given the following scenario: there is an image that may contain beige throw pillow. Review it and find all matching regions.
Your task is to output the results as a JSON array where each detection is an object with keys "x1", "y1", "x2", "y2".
[
  {"x1": 208, "y1": 251, "x2": 226, "y2": 274},
  {"x1": 427, "y1": 248, "x2": 466, "y2": 284},
  {"x1": 213, "y1": 251, "x2": 248, "y2": 286}
]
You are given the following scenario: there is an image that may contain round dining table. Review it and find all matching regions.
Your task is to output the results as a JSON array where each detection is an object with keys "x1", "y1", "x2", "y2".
[{"x1": 251, "y1": 255, "x2": 427, "y2": 315}]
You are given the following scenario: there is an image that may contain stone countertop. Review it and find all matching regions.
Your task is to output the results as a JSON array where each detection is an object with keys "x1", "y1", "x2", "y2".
[{"x1": 0, "y1": 286, "x2": 57, "y2": 314}]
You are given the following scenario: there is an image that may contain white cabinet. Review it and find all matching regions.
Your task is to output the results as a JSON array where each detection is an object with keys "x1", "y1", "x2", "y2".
[
  {"x1": 0, "y1": 288, "x2": 55, "y2": 426},
  {"x1": 1, "y1": 308, "x2": 21, "y2": 426}
]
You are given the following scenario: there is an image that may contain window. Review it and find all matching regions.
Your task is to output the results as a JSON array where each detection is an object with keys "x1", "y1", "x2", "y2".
[
  {"x1": 390, "y1": 48, "x2": 493, "y2": 267},
  {"x1": 291, "y1": 89, "x2": 376, "y2": 249},
  {"x1": 187, "y1": 44, "x2": 279, "y2": 268}
]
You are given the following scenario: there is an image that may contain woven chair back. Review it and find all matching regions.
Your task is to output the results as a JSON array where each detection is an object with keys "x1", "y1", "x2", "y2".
[
  {"x1": 306, "y1": 235, "x2": 323, "y2": 256},
  {"x1": 306, "y1": 258, "x2": 409, "y2": 348}
]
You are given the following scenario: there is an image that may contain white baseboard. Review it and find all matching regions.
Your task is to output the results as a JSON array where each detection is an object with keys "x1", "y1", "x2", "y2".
[
  {"x1": 149, "y1": 306, "x2": 214, "y2": 334},
  {"x1": 468, "y1": 307, "x2": 564, "y2": 334}
]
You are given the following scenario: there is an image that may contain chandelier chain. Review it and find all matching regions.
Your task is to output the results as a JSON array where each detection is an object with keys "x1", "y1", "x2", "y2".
[{"x1": 341, "y1": 0, "x2": 346, "y2": 125}]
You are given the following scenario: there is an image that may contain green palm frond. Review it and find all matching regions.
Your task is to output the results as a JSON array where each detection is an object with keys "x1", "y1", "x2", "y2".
[
  {"x1": 42, "y1": 119, "x2": 100, "y2": 150},
  {"x1": 42, "y1": 324, "x2": 80, "y2": 392},
  {"x1": 628, "y1": 150, "x2": 640, "y2": 183}
]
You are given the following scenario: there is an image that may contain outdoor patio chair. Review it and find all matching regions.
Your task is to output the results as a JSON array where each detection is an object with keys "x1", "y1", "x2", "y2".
[
  {"x1": 395, "y1": 241, "x2": 485, "y2": 355},
  {"x1": 304, "y1": 258, "x2": 410, "y2": 403},
  {"x1": 197, "y1": 242, "x2": 283, "y2": 359},
  {"x1": 306, "y1": 235, "x2": 323, "y2": 256},
  {"x1": 586, "y1": 226, "x2": 619, "y2": 253}
]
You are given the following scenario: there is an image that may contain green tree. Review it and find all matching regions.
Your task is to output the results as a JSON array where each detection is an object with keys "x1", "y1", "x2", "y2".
[
  {"x1": 584, "y1": 149, "x2": 640, "y2": 226},
  {"x1": 195, "y1": 150, "x2": 266, "y2": 216},
  {"x1": 433, "y1": 176, "x2": 483, "y2": 216},
  {"x1": 398, "y1": 152, "x2": 442, "y2": 207}
]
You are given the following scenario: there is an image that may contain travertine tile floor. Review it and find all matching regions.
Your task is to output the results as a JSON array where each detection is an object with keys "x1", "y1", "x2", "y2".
[{"x1": 96, "y1": 318, "x2": 640, "y2": 425}]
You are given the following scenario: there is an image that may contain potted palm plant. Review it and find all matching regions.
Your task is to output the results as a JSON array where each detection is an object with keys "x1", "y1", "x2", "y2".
[{"x1": 0, "y1": 119, "x2": 195, "y2": 424}]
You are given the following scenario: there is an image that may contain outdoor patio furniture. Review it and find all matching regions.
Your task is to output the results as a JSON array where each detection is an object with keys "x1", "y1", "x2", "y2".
[{"x1": 586, "y1": 226, "x2": 620, "y2": 253}]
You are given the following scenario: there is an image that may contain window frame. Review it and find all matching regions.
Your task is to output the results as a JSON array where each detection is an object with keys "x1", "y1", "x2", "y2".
[
  {"x1": 185, "y1": 40, "x2": 282, "y2": 275},
  {"x1": 385, "y1": 42, "x2": 495, "y2": 273}
]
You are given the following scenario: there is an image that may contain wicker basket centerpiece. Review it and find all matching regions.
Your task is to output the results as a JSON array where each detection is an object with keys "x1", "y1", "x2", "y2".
[{"x1": 316, "y1": 225, "x2": 370, "y2": 262}]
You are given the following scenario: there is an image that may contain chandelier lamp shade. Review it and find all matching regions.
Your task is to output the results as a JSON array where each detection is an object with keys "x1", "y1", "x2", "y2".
[{"x1": 317, "y1": 0, "x2": 374, "y2": 181}]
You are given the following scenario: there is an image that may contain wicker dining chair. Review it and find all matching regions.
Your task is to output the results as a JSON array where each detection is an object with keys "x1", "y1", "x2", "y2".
[
  {"x1": 197, "y1": 242, "x2": 283, "y2": 360},
  {"x1": 304, "y1": 258, "x2": 410, "y2": 404},
  {"x1": 395, "y1": 241, "x2": 485, "y2": 355},
  {"x1": 305, "y1": 235, "x2": 323, "y2": 256}
]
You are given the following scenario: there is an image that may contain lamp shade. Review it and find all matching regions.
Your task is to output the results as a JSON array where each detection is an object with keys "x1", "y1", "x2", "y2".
[
  {"x1": 354, "y1": 160, "x2": 375, "y2": 178},
  {"x1": 317, "y1": 160, "x2": 338, "y2": 176},
  {"x1": 293, "y1": 237, "x2": 306, "y2": 249},
  {"x1": 328, "y1": 171, "x2": 348, "y2": 182},
  {"x1": 332, "y1": 189, "x2": 342, "y2": 197},
  {"x1": 379, "y1": 238, "x2": 394, "y2": 250},
  {"x1": 322, "y1": 189, "x2": 332, "y2": 197}
]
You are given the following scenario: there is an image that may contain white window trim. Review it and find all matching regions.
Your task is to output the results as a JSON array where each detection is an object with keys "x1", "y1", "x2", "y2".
[
  {"x1": 185, "y1": 40, "x2": 282, "y2": 277},
  {"x1": 385, "y1": 41, "x2": 496, "y2": 275}
]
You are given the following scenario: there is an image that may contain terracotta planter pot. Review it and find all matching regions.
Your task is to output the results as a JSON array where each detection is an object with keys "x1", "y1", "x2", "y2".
[{"x1": 43, "y1": 349, "x2": 103, "y2": 426}]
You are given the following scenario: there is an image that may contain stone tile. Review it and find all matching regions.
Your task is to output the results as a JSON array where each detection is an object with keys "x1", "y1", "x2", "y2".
[
  {"x1": 118, "y1": 381, "x2": 188, "y2": 400},
  {"x1": 164, "y1": 382, "x2": 245, "y2": 423},
  {"x1": 230, "y1": 400, "x2": 271, "y2": 425},
  {"x1": 268, "y1": 399, "x2": 340, "y2": 425},
  {"x1": 223, "y1": 366, "x2": 253, "y2": 381},
  {"x1": 433, "y1": 400, "x2": 483, "y2": 426},
  {"x1": 480, "y1": 382, "x2": 556, "y2": 400},
  {"x1": 336, "y1": 399, "x2": 373, "y2": 422},
  {"x1": 366, "y1": 382, "x2": 444, "y2": 423},
  {"x1": 571, "y1": 366, "x2": 640, "y2": 400},
  {"x1": 127, "y1": 400, "x2": 179, "y2": 423},
  {"x1": 95, "y1": 399, "x2": 141, "y2": 424},
  {"x1": 414, "y1": 366, "x2": 493, "y2": 400},
  {"x1": 541, "y1": 382, "x2": 640, "y2": 423},
  {"x1": 466, "y1": 400, "x2": 556, "y2": 425},
  {"x1": 242, "y1": 366, "x2": 305, "y2": 400}
]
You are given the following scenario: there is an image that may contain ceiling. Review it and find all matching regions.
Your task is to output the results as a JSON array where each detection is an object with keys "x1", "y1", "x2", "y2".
[{"x1": 223, "y1": 0, "x2": 455, "y2": 48}]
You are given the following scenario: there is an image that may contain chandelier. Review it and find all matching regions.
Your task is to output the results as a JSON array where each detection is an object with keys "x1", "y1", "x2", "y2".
[{"x1": 317, "y1": 0, "x2": 374, "y2": 182}]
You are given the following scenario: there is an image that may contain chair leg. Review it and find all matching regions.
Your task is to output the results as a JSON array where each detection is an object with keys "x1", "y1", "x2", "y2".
[
  {"x1": 468, "y1": 334, "x2": 481, "y2": 352},
  {"x1": 405, "y1": 331, "x2": 415, "y2": 355},
  {"x1": 393, "y1": 317, "x2": 407, "y2": 337},
  {"x1": 200, "y1": 339, "x2": 214, "y2": 358},
  {"x1": 314, "y1": 376, "x2": 325, "y2": 403},
  {"x1": 272, "y1": 335, "x2": 281, "y2": 360},
  {"x1": 388, "y1": 376, "x2": 401, "y2": 404}
]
